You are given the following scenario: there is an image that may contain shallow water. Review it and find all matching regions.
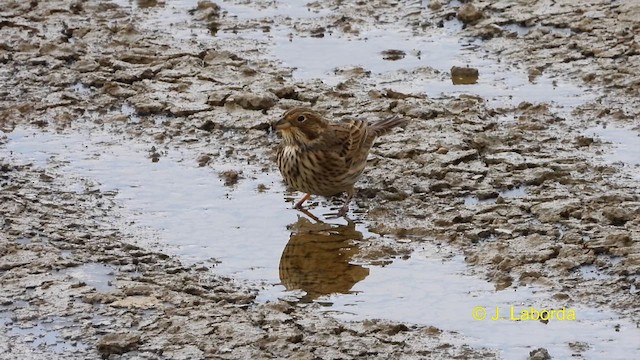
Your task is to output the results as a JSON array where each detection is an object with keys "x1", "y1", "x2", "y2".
[
  {"x1": 272, "y1": 29, "x2": 593, "y2": 110},
  {"x1": 464, "y1": 185, "x2": 528, "y2": 206},
  {"x1": 585, "y1": 126, "x2": 640, "y2": 179},
  {"x1": 0, "y1": 301, "x2": 88, "y2": 354},
  {"x1": 326, "y1": 251, "x2": 638, "y2": 359},
  {"x1": 5, "y1": 318, "x2": 89, "y2": 354},
  {"x1": 3, "y1": 126, "x2": 293, "y2": 281},
  {"x1": 4, "y1": 125, "x2": 640, "y2": 359},
  {"x1": 58, "y1": 263, "x2": 117, "y2": 293}
]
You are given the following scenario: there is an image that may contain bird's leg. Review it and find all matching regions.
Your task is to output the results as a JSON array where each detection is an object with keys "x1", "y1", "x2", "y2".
[
  {"x1": 296, "y1": 207, "x2": 324, "y2": 223},
  {"x1": 336, "y1": 188, "x2": 354, "y2": 217},
  {"x1": 294, "y1": 193, "x2": 312, "y2": 209}
]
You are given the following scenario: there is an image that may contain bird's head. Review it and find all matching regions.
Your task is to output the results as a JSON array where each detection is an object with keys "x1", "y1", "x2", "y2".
[{"x1": 274, "y1": 107, "x2": 328, "y2": 145}]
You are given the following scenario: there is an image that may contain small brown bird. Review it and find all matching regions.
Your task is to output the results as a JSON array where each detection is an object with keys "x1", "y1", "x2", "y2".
[{"x1": 274, "y1": 107, "x2": 406, "y2": 216}]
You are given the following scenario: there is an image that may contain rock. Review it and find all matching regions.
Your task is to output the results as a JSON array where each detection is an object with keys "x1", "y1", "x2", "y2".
[
  {"x1": 381, "y1": 49, "x2": 406, "y2": 61},
  {"x1": 197, "y1": 154, "x2": 212, "y2": 167},
  {"x1": 97, "y1": 333, "x2": 141, "y2": 356},
  {"x1": 191, "y1": 0, "x2": 221, "y2": 21},
  {"x1": 528, "y1": 347, "x2": 551, "y2": 360},
  {"x1": 602, "y1": 206, "x2": 634, "y2": 226},
  {"x1": 310, "y1": 27, "x2": 325, "y2": 38},
  {"x1": 523, "y1": 168, "x2": 563, "y2": 185},
  {"x1": 196, "y1": 0, "x2": 220, "y2": 12},
  {"x1": 198, "y1": 119, "x2": 218, "y2": 132},
  {"x1": 494, "y1": 274, "x2": 513, "y2": 290},
  {"x1": 228, "y1": 92, "x2": 278, "y2": 111},
  {"x1": 129, "y1": 98, "x2": 165, "y2": 115},
  {"x1": 465, "y1": 228, "x2": 493, "y2": 242},
  {"x1": 476, "y1": 24, "x2": 504, "y2": 39},
  {"x1": 457, "y1": 4, "x2": 484, "y2": 24},
  {"x1": 531, "y1": 200, "x2": 580, "y2": 222},
  {"x1": 575, "y1": 135, "x2": 594, "y2": 147},
  {"x1": 39, "y1": 42, "x2": 79, "y2": 61},
  {"x1": 451, "y1": 66, "x2": 479, "y2": 84},
  {"x1": 378, "y1": 190, "x2": 409, "y2": 201},
  {"x1": 168, "y1": 103, "x2": 211, "y2": 117},
  {"x1": 239, "y1": 65, "x2": 258, "y2": 76},
  {"x1": 113, "y1": 68, "x2": 155, "y2": 84},
  {"x1": 484, "y1": 152, "x2": 525, "y2": 168},
  {"x1": 102, "y1": 82, "x2": 137, "y2": 98},
  {"x1": 163, "y1": 345, "x2": 205, "y2": 360},
  {"x1": 219, "y1": 170, "x2": 243, "y2": 186},
  {"x1": 110, "y1": 296, "x2": 161, "y2": 309},
  {"x1": 271, "y1": 86, "x2": 299, "y2": 100},
  {"x1": 428, "y1": 0, "x2": 442, "y2": 11},
  {"x1": 207, "y1": 91, "x2": 232, "y2": 106},
  {"x1": 384, "y1": 88, "x2": 411, "y2": 99},
  {"x1": 439, "y1": 149, "x2": 478, "y2": 165},
  {"x1": 528, "y1": 67, "x2": 543, "y2": 82},
  {"x1": 383, "y1": 323, "x2": 409, "y2": 335},
  {"x1": 75, "y1": 59, "x2": 100, "y2": 72},
  {"x1": 605, "y1": 232, "x2": 632, "y2": 247}
]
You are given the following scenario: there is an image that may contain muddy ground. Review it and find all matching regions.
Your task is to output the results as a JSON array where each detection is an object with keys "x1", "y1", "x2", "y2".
[{"x1": 1, "y1": 0, "x2": 639, "y2": 359}]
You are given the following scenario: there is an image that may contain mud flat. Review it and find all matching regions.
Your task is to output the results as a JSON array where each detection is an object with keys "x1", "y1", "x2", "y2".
[{"x1": 1, "y1": 0, "x2": 639, "y2": 359}]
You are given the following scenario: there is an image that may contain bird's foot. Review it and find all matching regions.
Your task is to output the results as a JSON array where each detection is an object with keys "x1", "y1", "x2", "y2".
[
  {"x1": 337, "y1": 204, "x2": 349, "y2": 217},
  {"x1": 324, "y1": 204, "x2": 349, "y2": 219}
]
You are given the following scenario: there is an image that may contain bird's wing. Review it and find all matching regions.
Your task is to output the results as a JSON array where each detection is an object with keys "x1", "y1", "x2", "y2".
[
  {"x1": 342, "y1": 119, "x2": 370, "y2": 161},
  {"x1": 306, "y1": 120, "x2": 369, "y2": 164}
]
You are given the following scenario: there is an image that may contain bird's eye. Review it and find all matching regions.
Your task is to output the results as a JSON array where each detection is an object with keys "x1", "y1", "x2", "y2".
[{"x1": 297, "y1": 115, "x2": 306, "y2": 122}]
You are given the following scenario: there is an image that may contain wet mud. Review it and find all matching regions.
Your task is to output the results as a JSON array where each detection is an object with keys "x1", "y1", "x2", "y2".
[{"x1": 1, "y1": 0, "x2": 639, "y2": 358}]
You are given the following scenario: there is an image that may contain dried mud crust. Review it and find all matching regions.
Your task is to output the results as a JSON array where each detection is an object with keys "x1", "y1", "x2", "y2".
[{"x1": 0, "y1": 0, "x2": 639, "y2": 358}]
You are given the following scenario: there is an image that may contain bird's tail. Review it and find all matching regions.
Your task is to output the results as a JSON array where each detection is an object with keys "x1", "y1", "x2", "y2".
[{"x1": 369, "y1": 114, "x2": 407, "y2": 136}]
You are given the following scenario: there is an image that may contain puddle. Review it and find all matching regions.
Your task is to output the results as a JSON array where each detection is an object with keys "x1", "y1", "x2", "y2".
[
  {"x1": 585, "y1": 126, "x2": 640, "y2": 179},
  {"x1": 6, "y1": 317, "x2": 89, "y2": 353},
  {"x1": 71, "y1": 82, "x2": 93, "y2": 96},
  {"x1": 120, "y1": 103, "x2": 141, "y2": 123},
  {"x1": 220, "y1": 0, "x2": 331, "y2": 20},
  {"x1": 273, "y1": 228, "x2": 640, "y2": 358},
  {"x1": 272, "y1": 29, "x2": 460, "y2": 81},
  {"x1": 3, "y1": 126, "x2": 294, "y2": 281},
  {"x1": 272, "y1": 28, "x2": 594, "y2": 109},
  {"x1": 117, "y1": 0, "x2": 329, "y2": 19},
  {"x1": 1, "y1": 300, "x2": 87, "y2": 352},
  {"x1": 58, "y1": 263, "x2": 116, "y2": 293},
  {"x1": 111, "y1": 0, "x2": 217, "y2": 47},
  {"x1": 464, "y1": 185, "x2": 527, "y2": 206},
  {"x1": 319, "y1": 246, "x2": 640, "y2": 359},
  {"x1": 501, "y1": 23, "x2": 574, "y2": 38},
  {"x1": 15, "y1": 237, "x2": 32, "y2": 245},
  {"x1": 3, "y1": 124, "x2": 639, "y2": 358},
  {"x1": 579, "y1": 265, "x2": 612, "y2": 281}
]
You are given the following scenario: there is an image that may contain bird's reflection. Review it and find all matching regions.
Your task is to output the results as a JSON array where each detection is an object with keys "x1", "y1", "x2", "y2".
[{"x1": 279, "y1": 215, "x2": 370, "y2": 302}]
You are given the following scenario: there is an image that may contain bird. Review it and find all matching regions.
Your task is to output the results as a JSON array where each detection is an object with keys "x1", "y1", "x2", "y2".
[{"x1": 273, "y1": 107, "x2": 406, "y2": 216}]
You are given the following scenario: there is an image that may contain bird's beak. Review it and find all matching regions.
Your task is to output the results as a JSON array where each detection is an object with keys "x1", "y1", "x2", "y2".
[{"x1": 273, "y1": 118, "x2": 291, "y2": 131}]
